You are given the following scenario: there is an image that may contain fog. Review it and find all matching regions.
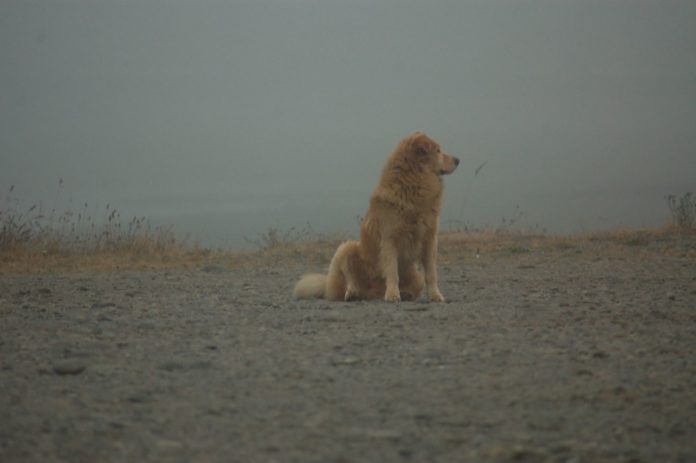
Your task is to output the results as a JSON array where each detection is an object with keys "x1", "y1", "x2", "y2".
[{"x1": 2, "y1": 1, "x2": 695, "y2": 248}]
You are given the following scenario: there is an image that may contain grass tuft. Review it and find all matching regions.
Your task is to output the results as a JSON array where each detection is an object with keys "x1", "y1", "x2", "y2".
[
  {"x1": 666, "y1": 192, "x2": 696, "y2": 230},
  {"x1": 0, "y1": 185, "x2": 217, "y2": 273},
  {"x1": 243, "y1": 222, "x2": 315, "y2": 251},
  {"x1": 3, "y1": 185, "x2": 695, "y2": 274}
]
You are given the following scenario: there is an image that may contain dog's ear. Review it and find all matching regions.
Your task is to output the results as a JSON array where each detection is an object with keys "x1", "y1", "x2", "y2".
[{"x1": 410, "y1": 132, "x2": 432, "y2": 156}]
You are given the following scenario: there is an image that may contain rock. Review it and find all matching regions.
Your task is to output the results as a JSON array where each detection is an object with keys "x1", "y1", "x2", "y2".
[
  {"x1": 156, "y1": 439, "x2": 183, "y2": 449},
  {"x1": 190, "y1": 361, "x2": 213, "y2": 370},
  {"x1": 126, "y1": 393, "x2": 149, "y2": 403},
  {"x1": 52, "y1": 359, "x2": 87, "y2": 375},
  {"x1": 91, "y1": 302, "x2": 116, "y2": 309},
  {"x1": 137, "y1": 321, "x2": 156, "y2": 330},
  {"x1": 402, "y1": 305, "x2": 429, "y2": 311},
  {"x1": 343, "y1": 428, "x2": 402, "y2": 440},
  {"x1": 364, "y1": 429, "x2": 402, "y2": 440},
  {"x1": 331, "y1": 355, "x2": 361, "y2": 366},
  {"x1": 159, "y1": 361, "x2": 184, "y2": 371},
  {"x1": 201, "y1": 264, "x2": 226, "y2": 273}
]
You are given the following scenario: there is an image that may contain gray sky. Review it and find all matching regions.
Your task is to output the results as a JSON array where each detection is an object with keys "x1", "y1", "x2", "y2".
[{"x1": 2, "y1": 0, "x2": 695, "y2": 246}]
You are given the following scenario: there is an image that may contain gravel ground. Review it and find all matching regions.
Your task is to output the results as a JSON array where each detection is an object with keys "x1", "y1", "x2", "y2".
[{"x1": 1, "y1": 240, "x2": 695, "y2": 462}]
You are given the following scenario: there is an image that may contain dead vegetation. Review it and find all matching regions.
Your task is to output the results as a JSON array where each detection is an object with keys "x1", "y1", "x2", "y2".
[
  {"x1": 441, "y1": 226, "x2": 696, "y2": 259},
  {"x1": 3, "y1": 224, "x2": 693, "y2": 275},
  {"x1": 2, "y1": 184, "x2": 695, "y2": 274},
  {"x1": 0, "y1": 184, "x2": 213, "y2": 273}
]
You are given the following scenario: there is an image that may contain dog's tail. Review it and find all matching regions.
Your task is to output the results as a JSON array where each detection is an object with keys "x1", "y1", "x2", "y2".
[{"x1": 293, "y1": 273, "x2": 327, "y2": 299}]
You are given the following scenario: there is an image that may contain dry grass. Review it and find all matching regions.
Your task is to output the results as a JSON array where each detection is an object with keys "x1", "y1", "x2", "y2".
[
  {"x1": 0, "y1": 185, "x2": 213, "y2": 273},
  {"x1": 3, "y1": 184, "x2": 694, "y2": 274},
  {"x1": 3, "y1": 224, "x2": 694, "y2": 275},
  {"x1": 0, "y1": 224, "x2": 226, "y2": 274},
  {"x1": 0, "y1": 185, "x2": 347, "y2": 274},
  {"x1": 0, "y1": 184, "x2": 357, "y2": 273},
  {"x1": 439, "y1": 225, "x2": 696, "y2": 261}
]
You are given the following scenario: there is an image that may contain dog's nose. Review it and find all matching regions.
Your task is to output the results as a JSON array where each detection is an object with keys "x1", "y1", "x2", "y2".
[{"x1": 454, "y1": 157, "x2": 460, "y2": 166}]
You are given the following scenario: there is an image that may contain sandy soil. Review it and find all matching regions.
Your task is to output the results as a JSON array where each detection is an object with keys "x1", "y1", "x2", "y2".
[{"x1": 1, "y1": 237, "x2": 695, "y2": 462}]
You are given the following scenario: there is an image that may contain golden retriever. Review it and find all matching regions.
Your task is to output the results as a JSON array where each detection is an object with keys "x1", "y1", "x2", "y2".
[{"x1": 294, "y1": 132, "x2": 459, "y2": 302}]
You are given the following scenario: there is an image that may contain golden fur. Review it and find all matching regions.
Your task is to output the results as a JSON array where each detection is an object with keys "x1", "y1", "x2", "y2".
[{"x1": 294, "y1": 132, "x2": 459, "y2": 302}]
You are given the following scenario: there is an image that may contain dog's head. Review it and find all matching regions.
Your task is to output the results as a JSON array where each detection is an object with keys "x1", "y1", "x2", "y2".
[{"x1": 406, "y1": 132, "x2": 459, "y2": 176}]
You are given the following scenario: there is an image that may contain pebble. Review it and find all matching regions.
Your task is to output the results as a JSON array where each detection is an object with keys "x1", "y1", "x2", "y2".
[
  {"x1": 91, "y1": 302, "x2": 116, "y2": 310},
  {"x1": 364, "y1": 429, "x2": 402, "y2": 440},
  {"x1": 201, "y1": 265, "x2": 226, "y2": 274},
  {"x1": 159, "y1": 361, "x2": 184, "y2": 371},
  {"x1": 156, "y1": 439, "x2": 183, "y2": 449},
  {"x1": 343, "y1": 428, "x2": 402, "y2": 440},
  {"x1": 52, "y1": 359, "x2": 87, "y2": 375},
  {"x1": 402, "y1": 305, "x2": 429, "y2": 312},
  {"x1": 127, "y1": 393, "x2": 149, "y2": 403},
  {"x1": 331, "y1": 355, "x2": 361, "y2": 366}
]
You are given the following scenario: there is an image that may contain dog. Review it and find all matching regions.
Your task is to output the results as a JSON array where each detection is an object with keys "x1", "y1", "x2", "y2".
[{"x1": 294, "y1": 132, "x2": 459, "y2": 302}]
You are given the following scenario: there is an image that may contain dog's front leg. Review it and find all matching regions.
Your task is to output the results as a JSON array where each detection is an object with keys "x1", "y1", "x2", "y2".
[
  {"x1": 422, "y1": 234, "x2": 445, "y2": 302},
  {"x1": 380, "y1": 239, "x2": 401, "y2": 302}
]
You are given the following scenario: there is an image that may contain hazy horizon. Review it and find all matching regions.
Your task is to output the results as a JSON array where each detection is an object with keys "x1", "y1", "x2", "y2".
[{"x1": 2, "y1": 1, "x2": 695, "y2": 248}]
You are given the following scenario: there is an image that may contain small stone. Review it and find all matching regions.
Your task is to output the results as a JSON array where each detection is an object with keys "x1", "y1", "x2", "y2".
[
  {"x1": 402, "y1": 305, "x2": 428, "y2": 312},
  {"x1": 159, "y1": 361, "x2": 184, "y2": 371},
  {"x1": 137, "y1": 321, "x2": 156, "y2": 330},
  {"x1": 52, "y1": 360, "x2": 87, "y2": 375},
  {"x1": 332, "y1": 355, "x2": 361, "y2": 366},
  {"x1": 201, "y1": 264, "x2": 225, "y2": 273},
  {"x1": 364, "y1": 429, "x2": 402, "y2": 440},
  {"x1": 91, "y1": 302, "x2": 116, "y2": 310},
  {"x1": 190, "y1": 361, "x2": 212, "y2": 370},
  {"x1": 510, "y1": 447, "x2": 545, "y2": 462},
  {"x1": 344, "y1": 428, "x2": 402, "y2": 440},
  {"x1": 156, "y1": 439, "x2": 183, "y2": 449},
  {"x1": 127, "y1": 393, "x2": 149, "y2": 403}
]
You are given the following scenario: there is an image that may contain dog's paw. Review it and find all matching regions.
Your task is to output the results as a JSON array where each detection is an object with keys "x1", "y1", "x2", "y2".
[
  {"x1": 384, "y1": 288, "x2": 401, "y2": 303},
  {"x1": 344, "y1": 287, "x2": 359, "y2": 302},
  {"x1": 428, "y1": 290, "x2": 445, "y2": 303}
]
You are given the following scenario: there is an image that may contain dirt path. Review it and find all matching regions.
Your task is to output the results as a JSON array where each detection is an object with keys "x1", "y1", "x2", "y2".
[{"x1": 1, "y1": 242, "x2": 695, "y2": 462}]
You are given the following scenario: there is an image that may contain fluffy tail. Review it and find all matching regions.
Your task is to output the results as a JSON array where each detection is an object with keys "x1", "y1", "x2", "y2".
[{"x1": 293, "y1": 273, "x2": 327, "y2": 299}]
